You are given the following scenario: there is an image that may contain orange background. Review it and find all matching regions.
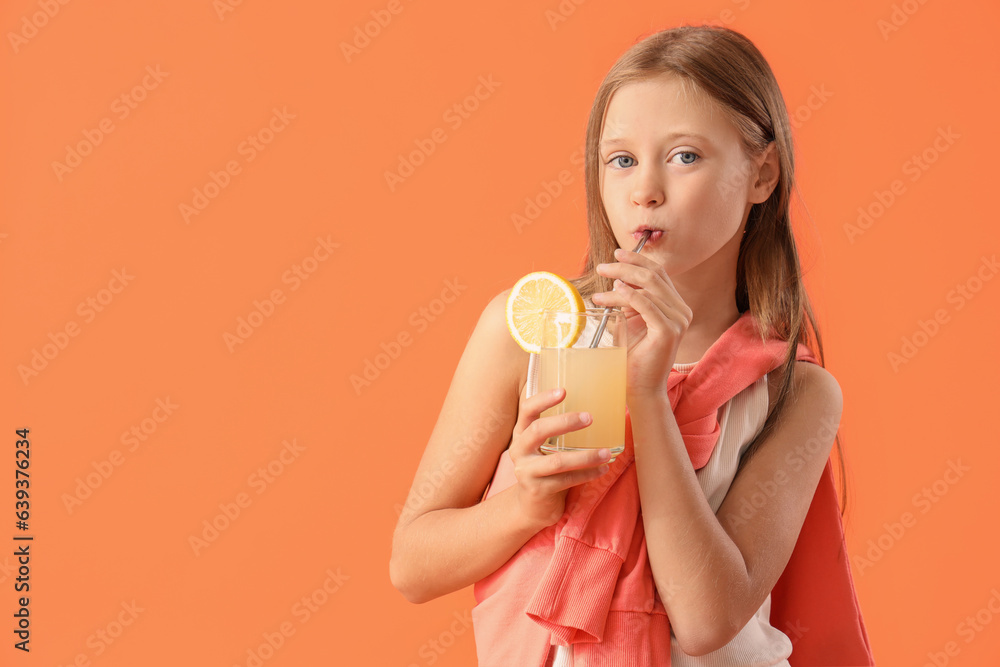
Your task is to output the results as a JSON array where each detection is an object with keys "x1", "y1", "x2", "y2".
[{"x1": 2, "y1": 0, "x2": 998, "y2": 664}]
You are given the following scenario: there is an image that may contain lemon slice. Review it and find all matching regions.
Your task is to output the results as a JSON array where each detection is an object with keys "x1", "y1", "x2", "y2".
[{"x1": 506, "y1": 271, "x2": 585, "y2": 353}]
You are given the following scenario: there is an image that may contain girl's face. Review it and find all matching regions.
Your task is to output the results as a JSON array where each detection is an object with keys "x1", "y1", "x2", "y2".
[{"x1": 599, "y1": 74, "x2": 769, "y2": 280}]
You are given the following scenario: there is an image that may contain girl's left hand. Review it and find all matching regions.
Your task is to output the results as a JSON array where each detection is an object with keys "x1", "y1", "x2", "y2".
[{"x1": 591, "y1": 248, "x2": 692, "y2": 398}]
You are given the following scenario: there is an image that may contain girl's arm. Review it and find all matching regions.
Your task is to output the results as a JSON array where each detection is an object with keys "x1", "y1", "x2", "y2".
[
  {"x1": 628, "y1": 362, "x2": 842, "y2": 656},
  {"x1": 593, "y1": 246, "x2": 843, "y2": 655},
  {"x1": 390, "y1": 290, "x2": 612, "y2": 604}
]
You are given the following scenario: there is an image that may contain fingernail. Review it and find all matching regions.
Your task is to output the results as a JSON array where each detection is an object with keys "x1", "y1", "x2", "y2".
[
  {"x1": 614, "y1": 248, "x2": 624, "y2": 258},
  {"x1": 598, "y1": 448, "x2": 610, "y2": 460},
  {"x1": 580, "y1": 412, "x2": 592, "y2": 424},
  {"x1": 598, "y1": 464, "x2": 610, "y2": 474}
]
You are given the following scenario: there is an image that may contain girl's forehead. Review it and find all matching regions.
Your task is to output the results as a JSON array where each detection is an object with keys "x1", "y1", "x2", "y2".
[{"x1": 601, "y1": 75, "x2": 730, "y2": 142}]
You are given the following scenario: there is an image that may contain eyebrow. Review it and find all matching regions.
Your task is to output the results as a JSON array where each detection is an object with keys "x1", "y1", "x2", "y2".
[{"x1": 600, "y1": 132, "x2": 710, "y2": 149}]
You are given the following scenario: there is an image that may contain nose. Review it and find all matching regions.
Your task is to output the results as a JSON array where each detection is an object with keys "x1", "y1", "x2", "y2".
[{"x1": 630, "y1": 164, "x2": 664, "y2": 208}]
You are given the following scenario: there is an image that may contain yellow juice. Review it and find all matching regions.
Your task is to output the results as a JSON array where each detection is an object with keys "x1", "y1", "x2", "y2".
[{"x1": 538, "y1": 345, "x2": 626, "y2": 455}]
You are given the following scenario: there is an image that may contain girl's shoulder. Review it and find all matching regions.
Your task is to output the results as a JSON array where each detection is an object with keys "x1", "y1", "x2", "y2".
[
  {"x1": 765, "y1": 360, "x2": 840, "y2": 421},
  {"x1": 480, "y1": 288, "x2": 531, "y2": 400}
]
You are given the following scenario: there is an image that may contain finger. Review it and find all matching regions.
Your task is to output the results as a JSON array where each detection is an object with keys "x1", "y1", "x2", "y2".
[
  {"x1": 591, "y1": 268, "x2": 649, "y2": 307},
  {"x1": 535, "y1": 447, "x2": 612, "y2": 476},
  {"x1": 613, "y1": 246, "x2": 661, "y2": 267},
  {"x1": 596, "y1": 276, "x2": 685, "y2": 323},
  {"x1": 523, "y1": 410, "x2": 595, "y2": 451},
  {"x1": 590, "y1": 291, "x2": 614, "y2": 306},
  {"x1": 595, "y1": 260, "x2": 652, "y2": 288},
  {"x1": 607, "y1": 281, "x2": 672, "y2": 330},
  {"x1": 511, "y1": 405, "x2": 590, "y2": 458},
  {"x1": 513, "y1": 388, "x2": 575, "y2": 442},
  {"x1": 590, "y1": 285, "x2": 629, "y2": 308},
  {"x1": 600, "y1": 248, "x2": 681, "y2": 292},
  {"x1": 591, "y1": 280, "x2": 660, "y2": 317},
  {"x1": 534, "y1": 463, "x2": 612, "y2": 495}
]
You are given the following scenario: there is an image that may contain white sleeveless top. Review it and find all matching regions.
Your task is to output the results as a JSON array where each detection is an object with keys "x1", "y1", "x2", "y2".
[{"x1": 526, "y1": 348, "x2": 793, "y2": 666}]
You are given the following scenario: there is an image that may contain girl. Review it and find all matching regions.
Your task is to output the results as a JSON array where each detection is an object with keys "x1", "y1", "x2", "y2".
[{"x1": 391, "y1": 24, "x2": 874, "y2": 666}]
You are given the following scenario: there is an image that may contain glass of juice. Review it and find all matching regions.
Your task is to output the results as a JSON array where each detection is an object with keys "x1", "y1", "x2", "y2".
[{"x1": 538, "y1": 308, "x2": 628, "y2": 461}]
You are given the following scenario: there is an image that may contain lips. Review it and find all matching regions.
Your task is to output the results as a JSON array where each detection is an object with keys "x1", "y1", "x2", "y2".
[{"x1": 632, "y1": 228, "x2": 663, "y2": 243}]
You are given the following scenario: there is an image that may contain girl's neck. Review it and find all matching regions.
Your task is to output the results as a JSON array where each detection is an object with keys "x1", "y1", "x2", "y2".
[
  {"x1": 670, "y1": 269, "x2": 741, "y2": 366},
  {"x1": 668, "y1": 217, "x2": 746, "y2": 365},
  {"x1": 673, "y1": 310, "x2": 741, "y2": 365}
]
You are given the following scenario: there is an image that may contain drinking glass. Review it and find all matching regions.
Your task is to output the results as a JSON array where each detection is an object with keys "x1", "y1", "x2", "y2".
[{"x1": 538, "y1": 308, "x2": 627, "y2": 461}]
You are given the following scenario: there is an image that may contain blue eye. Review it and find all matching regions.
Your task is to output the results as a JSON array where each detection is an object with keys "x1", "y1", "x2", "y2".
[
  {"x1": 674, "y1": 152, "x2": 698, "y2": 165},
  {"x1": 612, "y1": 155, "x2": 636, "y2": 168}
]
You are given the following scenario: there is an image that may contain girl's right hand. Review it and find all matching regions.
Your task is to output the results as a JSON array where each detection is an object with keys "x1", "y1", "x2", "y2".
[{"x1": 508, "y1": 387, "x2": 613, "y2": 529}]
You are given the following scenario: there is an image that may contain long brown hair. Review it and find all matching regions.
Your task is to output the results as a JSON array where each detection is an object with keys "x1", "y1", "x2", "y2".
[{"x1": 572, "y1": 24, "x2": 852, "y2": 520}]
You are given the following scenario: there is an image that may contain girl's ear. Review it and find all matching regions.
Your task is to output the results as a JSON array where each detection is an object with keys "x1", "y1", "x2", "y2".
[{"x1": 748, "y1": 142, "x2": 780, "y2": 205}]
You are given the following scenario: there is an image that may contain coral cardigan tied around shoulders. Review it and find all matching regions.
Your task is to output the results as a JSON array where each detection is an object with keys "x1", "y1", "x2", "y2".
[{"x1": 472, "y1": 311, "x2": 874, "y2": 666}]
